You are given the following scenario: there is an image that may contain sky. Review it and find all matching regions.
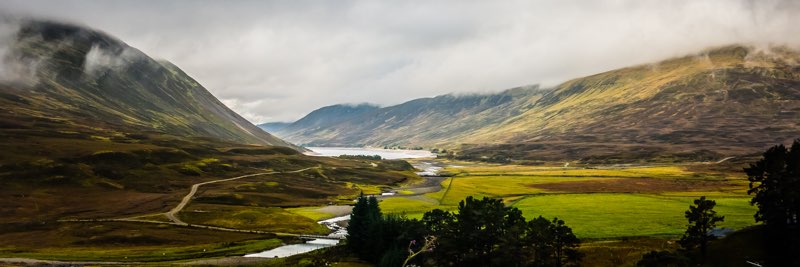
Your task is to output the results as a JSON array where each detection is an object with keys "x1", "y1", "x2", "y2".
[{"x1": 1, "y1": 0, "x2": 799, "y2": 123}]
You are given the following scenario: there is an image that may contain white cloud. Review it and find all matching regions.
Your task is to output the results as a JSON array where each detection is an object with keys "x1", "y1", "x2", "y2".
[{"x1": 1, "y1": 0, "x2": 798, "y2": 123}]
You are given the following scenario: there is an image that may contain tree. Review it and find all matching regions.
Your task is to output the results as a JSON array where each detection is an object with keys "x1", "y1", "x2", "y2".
[
  {"x1": 451, "y1": 196, "x2": 519, "y2": 266},
  {"x1": 347, "y1": 193, "x2": 382, "y2": 257},
  {"x1": 744, "y1": 140, "x2": 800, "y2": 265},
  {"x1": 678, "y1": 196, "x2": 724, "y2": 258},
  {"x1": 550, "y1": 217, "x2": 582, "y2": 267},
  {"x1": 526, "y1": 216, "x2": 581, "y2": 267},
  {"x1": 526, "y1": 216, "x2": 555, "y2": 266},
  {"x1": 423, "y1": 197, "x2": 581, "y2": 267},
  {"x1": 745, "y1": 140, "x2": 800, "y2": 227},
  {"x1": 347, "y1": 192, "x2": 369, "y2": 252}
]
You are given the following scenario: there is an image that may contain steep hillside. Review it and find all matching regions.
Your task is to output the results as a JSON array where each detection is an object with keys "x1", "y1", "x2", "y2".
[
  {"x1": 275, "y1": 86, "x2": 544, "y2": 147},
  {"x1": 277, "y1": 45, "x2": 800, "y2": 162},
  {"x1": 0, "y1": 19, "x2": 414, "y2": 225},
  {"x1": 0, "y1": 20, "x2": 296, "y2": 149}
]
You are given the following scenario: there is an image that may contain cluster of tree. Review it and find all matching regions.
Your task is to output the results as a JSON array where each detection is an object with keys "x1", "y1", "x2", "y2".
[
  {"x1": 339, "y1": 154, "x2": 382, "y2": 160},
  {"x1": 744, "y1": 139, "x2": 800, "y2": 265},
  {"x1": 347, "y1": 194, "x2": 581, "y2": 267}
]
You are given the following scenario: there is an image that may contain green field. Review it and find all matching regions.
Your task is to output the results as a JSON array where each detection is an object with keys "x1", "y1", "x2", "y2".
[
  {"x1": 513, "y1": 194, "x2": 754, "y2": 238},
  {"x1": 378, "y1": 162, "x2": 757, "y2": 239}
]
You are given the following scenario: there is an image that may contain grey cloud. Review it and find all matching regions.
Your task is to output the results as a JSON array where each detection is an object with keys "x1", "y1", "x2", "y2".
[
  {"x1": 1, "y1": 0, "x2": 798, "y2": 123},
  {"x1": 0, "y1": 18, "x2": 39, "y2": 86}
]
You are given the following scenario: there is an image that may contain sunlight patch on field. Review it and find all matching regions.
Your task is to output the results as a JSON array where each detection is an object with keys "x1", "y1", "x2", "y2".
[
  {"x1": 453, "y1": 165, "x2": 692, "y2": 179},
  {"x1": 286, "y1": 207, "x2": 337, "y2": 221},
  {"x1": 379, "y1": 198, "x2": 450, "y2": 219},
  {"x1": 512, "y1": 194, "x2": 757, "y2": 238},
  {"x1": 426, "y1": 175, "x2": 611, "y2": 205},
  {"x1": 181, "y1": 205, "x2": 329, "y2": 234}
]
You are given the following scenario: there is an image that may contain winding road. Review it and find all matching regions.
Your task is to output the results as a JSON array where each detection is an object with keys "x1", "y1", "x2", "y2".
[{"x1": 166, "y1": 167, "x2": 317, "y2": 224}]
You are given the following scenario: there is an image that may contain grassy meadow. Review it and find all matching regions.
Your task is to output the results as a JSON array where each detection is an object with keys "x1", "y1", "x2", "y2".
[{"x1": 377, "y1": 161, "x2": 757, "y2": 239}]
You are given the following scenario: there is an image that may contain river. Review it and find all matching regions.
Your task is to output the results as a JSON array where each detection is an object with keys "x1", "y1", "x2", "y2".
[
  {"x1": 244, "y1": 148, "x2": 438, "y2": 258},
  {"x1": 243, "y1": 215, "x2": 350, "y2": 258}
]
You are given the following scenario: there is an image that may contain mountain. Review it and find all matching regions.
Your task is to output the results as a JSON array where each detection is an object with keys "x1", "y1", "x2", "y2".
[
  {"x1": 272, "y1": 89, "x2": 543, "y2": 147},
  {"x1": 0, "y1": 19, "x2": 296, "y2": 149},
  {"x1": 271, "y1": 103, "x2": 380, "y2": 145},
  {"x1": 257, "y1": 122, "x2": 292, "y2": 132},
  {"x1": 0, "y1": 19, "x2": 417, "y2": 225},
  {"x1": 276, "y1": 45, "x2": 800, "y2": 162}
]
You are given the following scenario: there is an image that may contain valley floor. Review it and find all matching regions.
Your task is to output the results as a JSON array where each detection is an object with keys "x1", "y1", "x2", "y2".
[
  {"x1": 287, "y1": 158, "x2": 759, "y2": 266},
  {"x1": 0, "y1": 157, "x2": 761, "y2": 266}
]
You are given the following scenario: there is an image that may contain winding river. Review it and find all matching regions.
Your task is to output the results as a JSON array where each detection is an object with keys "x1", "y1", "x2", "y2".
[
  {"x1": 245, "y1": 147, "x2": 437, "y2": 258},
  {"x1": 244, "y1": 215, "x2": 350, "y2": 258}
]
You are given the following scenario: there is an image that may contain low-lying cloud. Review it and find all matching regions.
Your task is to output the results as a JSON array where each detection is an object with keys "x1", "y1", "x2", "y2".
[
  {"x1": 0, "y1": 18, "x2": 38, "y2": 87},
  {"x1": 83, "y1": 45, "x2": 140, "y2": 76},
  {"x1": 1, "y1": 0, "x2": 798, "y2": 123}
]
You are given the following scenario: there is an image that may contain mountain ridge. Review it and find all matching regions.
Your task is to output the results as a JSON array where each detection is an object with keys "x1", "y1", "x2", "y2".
[
  {"x1": 272, "y1": 45, "x2": 800, "y2": 162},
  {"x1": 0, "y1": 19, "x2": 298, "y2": 149}
]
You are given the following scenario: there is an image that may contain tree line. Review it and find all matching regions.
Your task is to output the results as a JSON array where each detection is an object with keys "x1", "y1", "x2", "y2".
[{"x1": 347, "y1": 194, "x2": 581, "y2": 267}]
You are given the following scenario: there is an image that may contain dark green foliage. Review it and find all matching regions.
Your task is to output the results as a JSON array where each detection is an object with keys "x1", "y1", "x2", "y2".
[
  {"x1": 745, "y1": 140, "x2": 800, "y2": 226},
  {"x1": 524, "y1": 216, "x2": 582, "y2": 267},
  {"x1": 346, "y1": 194, "x2": 426, "y2": 266},
  {"x1": 348, "y1": 197, "x2": 582, "y2": 267},
  {"x1": 745, "y1": 139, "x2": 800, "y2": 265},
  {"x1": 679, "y1": 196, "x2": 724, "y2": 257},
  {"x1": 445, "y1": 196, "x2": 526, "y2": 266},
  {"x1": 417, "y1": 197, "x2": 581, "y2": 267},
  {"x1": 549, "y1": 217, "x2": 582, "y2": 267},
  {"x1": 421, "y1": 209, "x2": 454, "y2": 235},
  {"x1": 346, "y1": 193, "x2": 373, "y2": 253},
  {"x1": 378, "y1": 248, "x2": 406, "y2": 267},
  {"x1": 636, "y1": 251, "x2": 689, "y2": 267}
]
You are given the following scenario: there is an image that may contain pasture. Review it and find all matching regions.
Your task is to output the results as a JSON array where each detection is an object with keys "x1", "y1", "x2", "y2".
[{"x1": 375, "y1": 161, "x2": 757, "y2": 239}]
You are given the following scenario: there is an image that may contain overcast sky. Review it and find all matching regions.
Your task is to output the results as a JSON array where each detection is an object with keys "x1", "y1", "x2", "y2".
[{"x1": 2, "y1": 0, "x2": 799, "y2": 123}]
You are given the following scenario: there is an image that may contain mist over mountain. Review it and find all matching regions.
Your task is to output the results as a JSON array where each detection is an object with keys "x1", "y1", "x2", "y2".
[
  {"x1": 276, "y1": 45, "x2": 800, "y2": 162},
  {"x1": 271, "y1": 87, "x2": 543, "y2": 147},
  {"x1": 0, "y1": 19, "x2": 296, "y2": 149}
]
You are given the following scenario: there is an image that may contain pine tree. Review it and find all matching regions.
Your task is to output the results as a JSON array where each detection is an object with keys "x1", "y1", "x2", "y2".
[
  {"x1": 347, "y1": 192, "x2": 370, "y2": 252},
  {"x1": 679, "y1": 196, "x2": 724, "y2": 258}
]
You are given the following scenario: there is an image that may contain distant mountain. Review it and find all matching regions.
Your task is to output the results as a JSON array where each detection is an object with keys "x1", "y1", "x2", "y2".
[
  {"x1": 277, "y1": 45, "x2": 800, "y2": 162},
  {"x1": 273, "y1": 89, "x2": 543, "y2": 147},
  {"x1": 257, "y1": 122, "x2": 292, "y2": 133},
  {"x1": 0, "y1": 20, "x2": 297, "y2": 149},
  {"x1": 272, "y1": 103, "x2": 380, "y2": 145}
]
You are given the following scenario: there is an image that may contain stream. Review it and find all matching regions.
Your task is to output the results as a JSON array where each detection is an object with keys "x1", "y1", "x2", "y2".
[
  {"x1": 244, "y1": 148, "x2": 441, "y2": 258},
  {"x1": 243, "y1": 215, "x2": 350, "y2": 258}
]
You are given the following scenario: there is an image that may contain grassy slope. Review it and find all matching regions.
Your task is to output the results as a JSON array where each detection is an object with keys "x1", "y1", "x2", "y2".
[
  {"x1": 277, "y1": 45, "x2": 800, "y2": 163},
  {"x1": 459, "y1": 45, "x2": 800, "y2": 161}
]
